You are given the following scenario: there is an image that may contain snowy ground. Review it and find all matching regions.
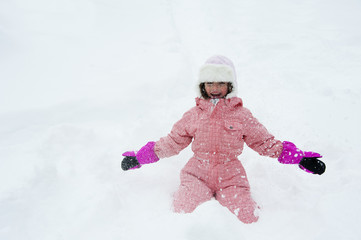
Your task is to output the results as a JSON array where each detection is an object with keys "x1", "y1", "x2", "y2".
[{"x1": 1, "y1": 0, "x2": 361, "y2": 239}]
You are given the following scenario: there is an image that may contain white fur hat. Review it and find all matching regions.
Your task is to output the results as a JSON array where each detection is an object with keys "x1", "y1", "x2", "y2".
[{"x1": 197, "y1": 55, "x2": 238, "y2": 98}]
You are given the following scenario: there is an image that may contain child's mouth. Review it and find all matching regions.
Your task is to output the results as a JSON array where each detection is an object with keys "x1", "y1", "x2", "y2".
[{"x1": 210, "y1": 93, "x2": 222, "y2": 98}]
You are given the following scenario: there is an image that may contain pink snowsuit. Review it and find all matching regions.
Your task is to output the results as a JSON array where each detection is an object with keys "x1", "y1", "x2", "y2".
[{"x1": 154, "y1": 97, "x2": 283, "y2": 223}]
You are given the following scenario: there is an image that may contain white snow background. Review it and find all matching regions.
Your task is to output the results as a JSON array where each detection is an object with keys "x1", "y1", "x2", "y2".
[{"x1": 1, "y1": 0, "x2": 361, "y2": 239}]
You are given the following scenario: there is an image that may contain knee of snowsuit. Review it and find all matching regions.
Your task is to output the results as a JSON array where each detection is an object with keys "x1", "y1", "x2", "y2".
[{"x1": 172, "y1": 153, "x2": 259, "y2": 224}]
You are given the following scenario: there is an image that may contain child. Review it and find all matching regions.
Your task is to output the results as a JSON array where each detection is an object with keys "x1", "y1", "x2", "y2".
[{"x1": 121, "y1": 55, "x2": 325, "y2": 224}]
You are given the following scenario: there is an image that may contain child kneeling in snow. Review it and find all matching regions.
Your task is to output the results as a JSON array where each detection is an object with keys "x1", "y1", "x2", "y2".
[{"x1": 121, "y1": 55, "x2": 325, "y2": 224}]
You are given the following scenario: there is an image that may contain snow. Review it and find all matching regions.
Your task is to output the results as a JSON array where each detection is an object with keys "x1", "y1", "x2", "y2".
[{"x1": 1, "y1": 0, "x2": 361, "y2": 239}]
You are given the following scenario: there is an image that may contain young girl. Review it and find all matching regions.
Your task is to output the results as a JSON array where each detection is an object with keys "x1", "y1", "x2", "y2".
[{"x1": 121, "y1": 55, "x2": 325, "y2": 224}]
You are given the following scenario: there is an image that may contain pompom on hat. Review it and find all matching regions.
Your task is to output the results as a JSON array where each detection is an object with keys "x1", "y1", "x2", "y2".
[{"x1": 197, "y1": 55, "x2": 238, "y2": 98}]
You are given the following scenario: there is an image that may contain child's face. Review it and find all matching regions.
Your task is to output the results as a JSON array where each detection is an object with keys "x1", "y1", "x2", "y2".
[{"x1": 204, "y1": 82, "x2": 229, "y2": 99}]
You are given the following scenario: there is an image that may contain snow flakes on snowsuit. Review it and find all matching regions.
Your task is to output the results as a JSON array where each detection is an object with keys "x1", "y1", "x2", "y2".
[{"x1": 154, "y1": 97, "x2": 283, "y2": 223}]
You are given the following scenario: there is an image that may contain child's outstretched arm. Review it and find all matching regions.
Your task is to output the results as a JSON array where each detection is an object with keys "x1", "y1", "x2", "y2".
[
  {"x1": 153, "y1": 110, "x2": 195, "y2": 159},
  {"x1": 121, "y1": 109, "x2": 195, "y2": 171},
  {"x1": 242, "y1": 108, "x2": 283, "y2": 158},
  {"x1": 242, "y1": 108, "x2": 325, "y2": 175}
]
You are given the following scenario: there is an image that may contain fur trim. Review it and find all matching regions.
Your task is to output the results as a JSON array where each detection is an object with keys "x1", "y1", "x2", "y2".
[
  {"x1": 198, "y1": 64, "x2": 235, "y2": 83},
  {"x1": 197, "y1": 63, "x2": 238, "y2": 98}
]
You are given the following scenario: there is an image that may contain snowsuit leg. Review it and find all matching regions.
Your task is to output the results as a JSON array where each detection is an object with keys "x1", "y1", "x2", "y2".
[
  {"x1": 215, "y1": 159, "x2": 259, "y2": 224},
  {"x1": 173, "y1": 167, "x2": 213, "y2": 213},
  {"x1": 216, "y1": 186, "x2": 259, "y2": 223},
  {"x1": 173, "y1": 156, "x2": 259, "y2": 223}
]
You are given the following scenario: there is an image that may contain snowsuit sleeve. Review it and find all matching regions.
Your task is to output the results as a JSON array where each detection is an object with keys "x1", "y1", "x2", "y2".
[
  {"x1": 154, "y1": 109, "x2": 196, "y2": 159},
  {"x1": 242, "y1": 108, "x2": 283, "y2": 158}
]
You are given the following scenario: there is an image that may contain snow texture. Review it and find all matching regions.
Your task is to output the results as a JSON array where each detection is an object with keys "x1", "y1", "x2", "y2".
[{"x1": 1, "y1": 0, "x2": 361, "y2": 239}]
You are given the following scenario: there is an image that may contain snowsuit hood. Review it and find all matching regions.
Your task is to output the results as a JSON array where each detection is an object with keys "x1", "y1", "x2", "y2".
[{"x1": 195, "y1": 96, "x2": 243, "y2": 110}]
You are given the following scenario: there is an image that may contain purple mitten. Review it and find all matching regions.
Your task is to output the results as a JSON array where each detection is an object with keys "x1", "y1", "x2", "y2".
[
  {"x1": 121, "y1": 141, "x2": 159, "y2": 171},
  {"x1": 278, "y1": 141, "x2": 325, "y2": 175},
  {"x1": 278, "y1": 141, "x2": 321, "y2": 164}
]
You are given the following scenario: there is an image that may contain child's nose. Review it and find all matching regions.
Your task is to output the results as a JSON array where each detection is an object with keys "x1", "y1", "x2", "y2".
[{"x1": 212, "y1": 83, "x2": 221, "y2": 90}]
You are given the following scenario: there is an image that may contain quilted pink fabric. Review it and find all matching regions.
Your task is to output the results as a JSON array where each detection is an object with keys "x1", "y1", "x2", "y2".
[{"x1": 154, "y1": 97, "x2": 283, "y2": 223}]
